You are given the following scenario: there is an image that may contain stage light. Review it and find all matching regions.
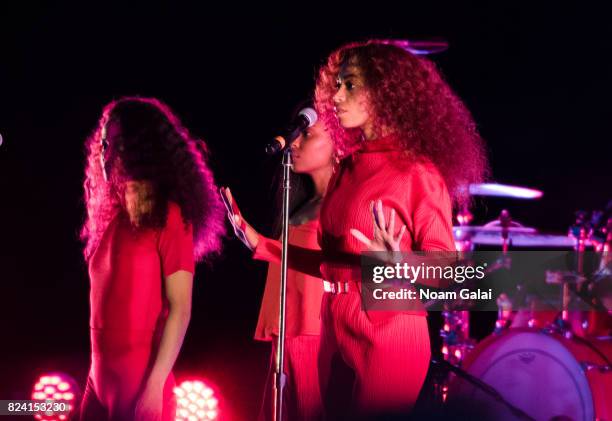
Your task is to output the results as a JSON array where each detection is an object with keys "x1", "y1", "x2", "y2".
[
  {"x1": 175, "y1": 379, "x2": 219, "y2": 421},
  {"x1": 31, "y1": 372, "x2": 79, "y2": 421}
]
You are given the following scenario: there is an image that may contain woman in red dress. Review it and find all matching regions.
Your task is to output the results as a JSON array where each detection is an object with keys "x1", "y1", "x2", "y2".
[
  {"x1": 79, "y1": 97, "x2": 225, "y2": 421},
  {"x1": 230, "y1": 41, "x2": 488, "y2": 419},
  {"x1": 222, "y1": 108, "x2": 338, "y2": 420}
]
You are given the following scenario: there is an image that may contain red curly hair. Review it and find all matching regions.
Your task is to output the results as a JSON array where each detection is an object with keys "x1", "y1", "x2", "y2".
[
  {"x1": 81, "y1": 97, "x2": 225, "y2": 262},
  {"x1": 315, "y1": 40, "x2": 489, "y2": 207}
]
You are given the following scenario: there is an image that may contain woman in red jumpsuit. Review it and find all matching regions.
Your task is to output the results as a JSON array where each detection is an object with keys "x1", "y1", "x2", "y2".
[
  {"x1": 79, "y1": 97, "x2": 225, "y2": 421},
  {"x1": 230, "y1": 41, "x2": 488, "y2": 419},
  {"x1": 222, "y1": 111, "x2": 339, "y2": 420}
]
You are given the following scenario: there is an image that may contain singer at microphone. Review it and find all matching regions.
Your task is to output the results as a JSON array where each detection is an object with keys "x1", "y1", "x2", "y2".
[{"x1": 265, "y1": 107, "x2": 318, "y2": 154}]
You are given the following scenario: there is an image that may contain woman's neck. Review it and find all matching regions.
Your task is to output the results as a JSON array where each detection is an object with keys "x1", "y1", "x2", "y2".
[
  {"x1": 289, "y1": 165, "x2": 332, "y2": 225},
  {"x1": 309, "y1": 165, "x2": 333, "y2": 198},
  {"x1": 362, "y1": 121, "x2": 391, "y2": 141}
]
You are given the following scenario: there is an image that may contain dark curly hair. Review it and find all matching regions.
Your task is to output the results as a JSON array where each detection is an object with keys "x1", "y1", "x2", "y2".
[
  {"x1": 315, "y1": 40, "x2": 489, "y2": 207},
  {"x1": 81, "y1": 97, "x2": 225, "y2": 261}
]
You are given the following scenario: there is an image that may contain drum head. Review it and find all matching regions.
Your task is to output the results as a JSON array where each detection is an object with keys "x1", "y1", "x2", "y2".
[{"x1": 452, "y1": 330, "x2": 595, "y2": 421}]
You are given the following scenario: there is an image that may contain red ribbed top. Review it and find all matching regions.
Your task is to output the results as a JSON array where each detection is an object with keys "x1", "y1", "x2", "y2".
[
  {"x1": 254, "y1": 134, "x2": 455, "y2": 321},
  {"x1": 254, "y1": 219, "x2": 324, "y2": 340}
]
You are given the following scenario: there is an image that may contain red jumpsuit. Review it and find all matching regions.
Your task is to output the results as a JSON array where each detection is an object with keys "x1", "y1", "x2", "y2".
[
  {"x1": 254, "y1": 219, "x2": 325, "y2": 420},
  {"x1": 254, "y1": 134, "x2": 455, "y2": 418},
  {"x1": 79, "y1": 202, "x2": 194, "y2": 421}
]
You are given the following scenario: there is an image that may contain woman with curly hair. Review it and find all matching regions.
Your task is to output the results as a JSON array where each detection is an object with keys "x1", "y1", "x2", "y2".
[
  {"x1": 222, "y1": 102, "x2": 338, "y2": 420},
  {"x1": 79, "y1": 97, "x2": 225, "y2": 421},
  {"x1": 247, "y1": 41, "x2": 488, "y2": 418}
]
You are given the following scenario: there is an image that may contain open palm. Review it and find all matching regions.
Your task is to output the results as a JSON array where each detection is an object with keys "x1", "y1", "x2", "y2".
[{"x1": 350, "y1": 199, "x2": 406, "y2": 252}]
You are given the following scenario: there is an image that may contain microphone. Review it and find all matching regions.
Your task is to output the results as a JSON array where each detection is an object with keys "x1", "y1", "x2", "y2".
[{"x1": 265, "y1": 107, "x2": 317, "y2": 155}]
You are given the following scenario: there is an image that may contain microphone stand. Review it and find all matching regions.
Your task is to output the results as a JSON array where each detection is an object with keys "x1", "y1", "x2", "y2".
[{"x1": 273, "y1": 148, "x2": 291, "y2": 421}]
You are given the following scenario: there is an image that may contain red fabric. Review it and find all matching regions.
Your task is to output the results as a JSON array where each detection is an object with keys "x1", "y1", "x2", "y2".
[
  {"x1": 79, "y1": 341, "x2": 177, "y2": 421},
  {"x1": 253, "y1": 133, "x2": 455, "y2": 321},
  {"x1": 259, "y1": 336, "x2": 323, "y2": 421},
  {"x1": 319, "y1": 290, "x2": 431, "y2": 417},
  {"x1": 254, "y1": 220, "x2": 325, "y2": 419},
  {"x1": 83, "y1": 201, "x2": 194, "y2": 419},
  {"x1": 254, "y1": 219, "x2": 324, "y2": 340},
  {"x1": 89, "y1": 202, "x2": 194, "y2": 330},
  {"x1": 253, "y1": 134, "x2": 453, "y2": 415}
]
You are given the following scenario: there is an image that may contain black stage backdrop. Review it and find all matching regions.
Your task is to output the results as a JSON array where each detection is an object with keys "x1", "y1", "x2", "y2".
[{"x1": 0, "y1": 2, "x2": 611, "y2": 419}]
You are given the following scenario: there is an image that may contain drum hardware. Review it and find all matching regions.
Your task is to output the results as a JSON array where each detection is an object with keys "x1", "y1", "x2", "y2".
[
  {"x1": 453, "y1": 218, "x2": 539, "y2": 250},
  {"x1": 453, "y1": 223, "x2": 537, "y2": 235},
  {"x1": 454, "y1": 181, "x2": 542, "y2": 251},
  {"x1": 497, "y1": 209, "x2": 512, "y2": 254},
  {"x1": 449, "y1": 329, "x2": 612, "y2": 420},
  {"x1": 487, "y1": 209, "x2": 521, "y2": 329},
  {"x1": 459, "y1": 231, "x2": 578, "y2": 247},
  {"x1": 545, "y1": 269, "x2": 588, "y2": 338},
  {"x1": 445, "y1": 209, "x2": 536, "y2": 372},
  {"x1": 568, "y1": 208, "x2": 612, "y2": 282},
  {"x1": 443, "y1": 193, "x2": 612, "y2": 418},
  {"x1": 484, "y1": 253, "x2": 513, "y2": 275},
  {"x1": 580, "y1": 361, "x2": 611, "y2": 373},
  {"x1": 525, "y1": 297, "x2": 538, "y2": 329},
  {"x1": 440, "y1": 309, "x2": 474, "y2": 367},
  {"x1": 569, "y1": 211, "x2": 590, "y2": 303},
  {"x1": 455, "y1": 204, "x2": 474, "y2": 252},
  {"x1": 495, "y1": 293, "x2": 513, "y2": 332},
  {"x1": 508, "y1": 206, "x2": 611, "y2": 335},
  {"x1": 432, "y1": 357, "x2": 537, "y2": 421},
  {"x1": 542, "y1": 315, "x2": 578, "y2": 339},
  {"x1": 564, "y1": 326, "x2": 612, "y2": 369},
  {"x1": 456, "y1": 204, "x2": 473, "y2": 226},
  {"x1": 541, "y1": 209, "x2": 609, "y2": 331},
  {"x1": 591, "y1": 208, "x2": 612, "y2": 311},
  {"x1": 437, "y1": 308, "x2": 475, "y2": 405}
]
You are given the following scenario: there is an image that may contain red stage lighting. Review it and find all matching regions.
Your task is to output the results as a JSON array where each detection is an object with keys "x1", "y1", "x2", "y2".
[
  {"x1": 31, "y1": 372, "x2": 79, "y2": 421},
  {"x1": 174, "y1": 379, "x2": 219, "y2": 421}
]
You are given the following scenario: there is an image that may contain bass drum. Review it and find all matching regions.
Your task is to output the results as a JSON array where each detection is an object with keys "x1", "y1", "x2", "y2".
[{"x1": 449, "y1": 328, "x2": 612, "y2": 421}]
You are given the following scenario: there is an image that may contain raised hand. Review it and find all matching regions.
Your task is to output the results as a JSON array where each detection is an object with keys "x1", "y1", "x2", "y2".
[
  {"x1": 220, "y1": 186, "x2": 260, "y2": 250},
  {"x1": 350, "y1": 199, "x2": 407, "y2": 252}
]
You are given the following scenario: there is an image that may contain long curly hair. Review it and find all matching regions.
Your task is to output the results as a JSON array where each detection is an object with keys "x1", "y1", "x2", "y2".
[
  {"x1": 315, "y1": 40, "x2": 489, "y2": 207},
  {"x1": 81, "y1": 96, "x2": 225, "y2": 261}
]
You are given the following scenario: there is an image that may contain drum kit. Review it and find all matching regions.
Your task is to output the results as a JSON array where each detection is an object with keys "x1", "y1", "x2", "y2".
[{"x1": 434, "y1": 183, "x2": 612, "y2": 421}]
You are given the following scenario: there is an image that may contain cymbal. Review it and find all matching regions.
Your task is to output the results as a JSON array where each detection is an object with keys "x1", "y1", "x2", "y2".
[
  {"x1": 378, "y1": 39, "x2": 449, "y2": 55},
  {"x1": 453, "y1": 229, "x2": 578, "y2": 247},
  {"x1": 468, "y1": 183, "x2": 543, "y2": 199},
  {"x1": 453, "y1": 225, "x2": 538, "y2": 234}
]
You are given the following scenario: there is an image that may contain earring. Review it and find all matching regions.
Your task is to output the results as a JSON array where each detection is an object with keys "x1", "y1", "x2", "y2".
[
  {"x1": 331, "y1": 152, "x2": 341, "y2": 174},
  {"x1": 100, "y1": 136, "x2": 109, "y2": 182}
]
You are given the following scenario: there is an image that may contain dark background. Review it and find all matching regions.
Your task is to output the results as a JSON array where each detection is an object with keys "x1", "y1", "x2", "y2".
[{"x1": 0, "y1": 2, "x2": 610, "y2": 419}]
